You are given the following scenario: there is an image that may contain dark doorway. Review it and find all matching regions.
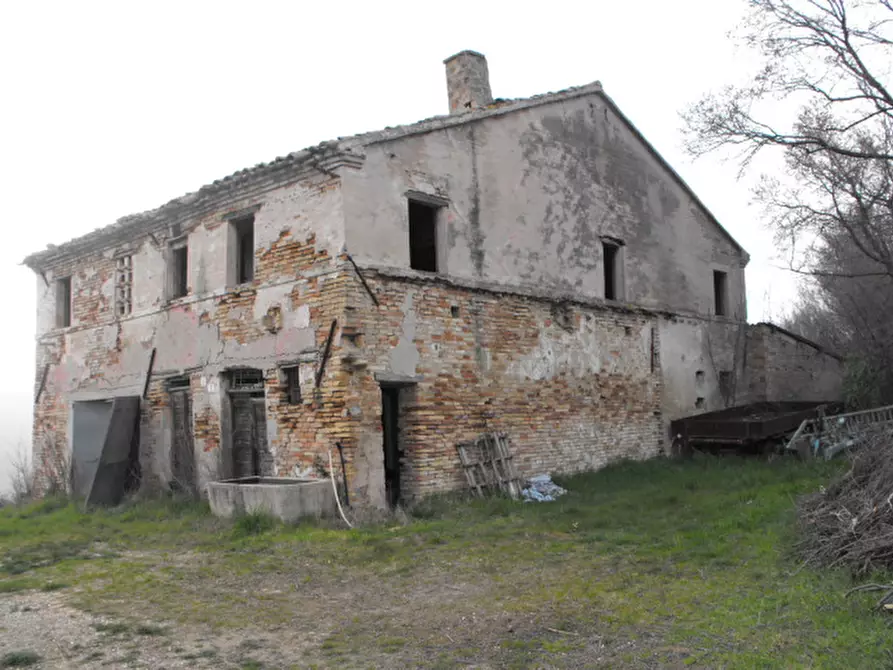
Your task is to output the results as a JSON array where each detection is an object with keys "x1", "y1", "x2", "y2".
[
  {"x1": 169, "y1": 379, "x2": 196, "y2": 495},
  {"x1": 228, "y1": 368, "x2": 268, "y2": 478},
  {"x1": 381, "y1": 386, "x2": 401, "y2": 507}
]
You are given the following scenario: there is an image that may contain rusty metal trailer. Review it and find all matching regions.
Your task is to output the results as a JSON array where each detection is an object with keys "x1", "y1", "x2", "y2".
[{"x1": 670, "y1": 401, "x2": 843, "y2": 454}]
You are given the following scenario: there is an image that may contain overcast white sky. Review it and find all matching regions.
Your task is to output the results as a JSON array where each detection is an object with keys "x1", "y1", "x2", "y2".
[{"x1": 0, "y1": 0, "x2": 799, "y2": 491}]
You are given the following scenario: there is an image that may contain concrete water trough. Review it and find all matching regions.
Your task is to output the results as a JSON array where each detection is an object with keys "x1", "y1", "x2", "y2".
[{"x1": 207, "y1": 477, "x2": 337, "y2": 523}]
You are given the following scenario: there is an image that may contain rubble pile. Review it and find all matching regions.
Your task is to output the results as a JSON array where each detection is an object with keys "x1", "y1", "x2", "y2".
[{"x1": 521, "y1": 474, "x2": 567, "y2": 502}]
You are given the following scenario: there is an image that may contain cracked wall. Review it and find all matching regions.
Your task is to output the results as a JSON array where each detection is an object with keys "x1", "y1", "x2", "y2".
[
  {"x1": 31, "y1": 89, "x2": 798, "y2": 504},
  {"x1": 32, "y1": 174, "x2": 351, "y2": 493},
  {"x1": 341, "y1": 271, "x2": 663, "y2": 503},
  {"x1": 341, "y1": 92, "x2": 747, "y2": 317},
  {"x1": 339, "y1": 92, "x2": 748, "y2": 430}
]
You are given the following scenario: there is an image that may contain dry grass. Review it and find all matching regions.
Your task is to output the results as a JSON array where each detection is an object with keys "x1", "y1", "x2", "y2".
[{"x1": 1, "y1": 456, "x2": 891, "y2": 668}]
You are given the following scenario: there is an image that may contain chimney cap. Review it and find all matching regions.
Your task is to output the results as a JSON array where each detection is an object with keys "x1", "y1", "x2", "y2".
[{"x1": 443, "y1": 49, "x2": 487, "y2": 64}]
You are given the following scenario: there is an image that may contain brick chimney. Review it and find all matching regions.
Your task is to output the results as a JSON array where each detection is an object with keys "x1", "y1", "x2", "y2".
[{"x1": 444, "y1": 50, "x2": 493, "y2": 114}]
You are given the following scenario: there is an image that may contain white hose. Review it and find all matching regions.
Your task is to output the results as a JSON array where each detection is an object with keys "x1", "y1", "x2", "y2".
[{"x1": 328, "y1": 449, "x2": 353, "y2": 528}]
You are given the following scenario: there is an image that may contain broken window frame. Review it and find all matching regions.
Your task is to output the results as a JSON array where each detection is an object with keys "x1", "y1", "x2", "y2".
[
  {"x1": 601, "y1": 237, "x2": 625, "y2": 301},
  {"x1": 55, "y1": 276, "x2": 72, "y2": 328},
  {"x1": 168, "y1": 238, "x2": 189, "y2": 300},
  {"x1": 166, "y1": 375, "x2": 191, "y2": 392},
  {"x1": 407, "y1": 195, "x2": 442, "y2": 274},
  {"x1": 229, "y1": 367, "x2": 265, "y2": 393},
  {"x1": 713, "y1": 270, "x2": 729, "y2": 317},
  {"x1": 115, "y1": 254, "x2": 133, "y2": 317}
]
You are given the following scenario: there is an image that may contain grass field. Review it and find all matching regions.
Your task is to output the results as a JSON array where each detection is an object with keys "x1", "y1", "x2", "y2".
[{"x1": 1, "y1": 456, "x2": 890, "y2": 668}]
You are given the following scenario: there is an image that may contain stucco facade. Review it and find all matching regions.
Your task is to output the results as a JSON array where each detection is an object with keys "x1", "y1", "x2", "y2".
[{"x1": 24, "y1": 51, "x2": 818, "y2": 507}]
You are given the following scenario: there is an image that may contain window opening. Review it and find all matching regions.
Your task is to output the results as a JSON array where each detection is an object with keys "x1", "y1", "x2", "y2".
[
  {"x1": 408, "y1": 200, "x2": 438, "y2": 272},
  {"x1": 230, "y1": 368, "x2": 265, "y2": 392},
  {"x1": 56, "y1": 276, "x2": 72, "y2": 328},
  {"x1": 283, "y1": 366, "x2": 301, "y2": 404},
  {"x1": 603, "y1": 241, "x2": 620, "y2": 300},
  {"x1": 713, "y1": 270, "x2": 728, "y2": 316},
  {"x1": 167, "y1": 376, "x2": 191, "y2": 391},
  {"x1": 170, "y1": 242, "x2": 188, "y2": 299},
  {"x1": 233, "y1": 216, "x2": 255, "y2": 283},
  {"x1": 115, "y1": 255, "x2": 133, "y2": 316}
]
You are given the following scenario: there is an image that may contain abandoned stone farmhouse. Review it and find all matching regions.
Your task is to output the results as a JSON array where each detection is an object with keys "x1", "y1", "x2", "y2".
[{"x1": 24, "y1": 51, "x2": 843, "y2": 507}]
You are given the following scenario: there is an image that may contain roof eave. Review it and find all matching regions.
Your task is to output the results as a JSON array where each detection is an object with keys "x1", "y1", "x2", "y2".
[
  {"x1": 754, "y1": 321, "x2": 844, "y2": 361},
  {"x1": 22, "y1": 149, "x2": 364, "y2": 272}
]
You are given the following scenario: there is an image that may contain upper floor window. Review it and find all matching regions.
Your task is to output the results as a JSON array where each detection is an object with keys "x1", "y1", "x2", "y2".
[
  {"x1": 602, "y1": 238, "x2": 625, "y2": 301},
  {"x1": 408, "y1": 199, "x2": 439, "y2": 273},
  {"x1": 230, "y1": 215, "x2": 255, "y2": 285},
  {"x1": 713, "y1": 270, "x2": 728, "y2": 316},
  {"x1": 115, "y1": 255, "x2": 133, "y2": 316},
  {"x1": 169, "y1": 239, "x2": 188, "y2": 300},
  {"x1": 55, "y1": 276, "x2": 71, "y2": 328}
]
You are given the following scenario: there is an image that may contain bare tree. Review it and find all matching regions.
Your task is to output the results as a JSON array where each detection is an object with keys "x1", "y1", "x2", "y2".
[
  {"x1": 784, "y1": 227, "x2": 893, "y2": 405},
  {"x1": 685, "y1": 0, "x2": 893, "y2": 405},
  {"x1": 684, "y1": 0, "x2": 893, "y2": 276},
  {"x1": 8, "y1": 442, "x2": 34, "y2": 505}
]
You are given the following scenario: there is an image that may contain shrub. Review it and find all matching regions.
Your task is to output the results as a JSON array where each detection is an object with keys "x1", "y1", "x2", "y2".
[
  {"x1": 1, "y1": 651, "x2": 41, "y2": 668},
  {"x1": 232, "y1": 511, "x2": 276, "y2": 538}
]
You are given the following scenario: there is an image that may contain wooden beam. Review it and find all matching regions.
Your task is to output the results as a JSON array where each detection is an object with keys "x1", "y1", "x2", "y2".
[
  {"x1": 346, "y1": 254, "x2": 379, "y2": 307},
  {"x1": 142, "y1": 348, "x2": 157, "y2": 399},
  {"x1": 34, "y1": 364, "x2": 50, "y2": 403},
  {"x1": 315, "y1": 320, "x2": 338, "y2": 389}
]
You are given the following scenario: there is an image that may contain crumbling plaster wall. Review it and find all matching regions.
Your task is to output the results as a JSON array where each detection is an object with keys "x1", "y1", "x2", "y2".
[
  {"x1": 659, "y1": 317, "x2": 749, "y2": 424},
  {"x1": 342, "y1": 271, "x2": 663, "y2": 503},
  {"x1": 341, "y1": 92, "x2": 747, "y2": 318},
  {"x1": 746, "y1": 325, "x2": 843, "y2": 403},
  {"x1": 32, "y1": 174, "x2": 349, "y2": 492}
]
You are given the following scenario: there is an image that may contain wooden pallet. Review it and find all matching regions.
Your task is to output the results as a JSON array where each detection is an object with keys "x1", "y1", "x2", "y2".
[{"x1": 456, "y1": 432, "x2": 522, "y2": 499}]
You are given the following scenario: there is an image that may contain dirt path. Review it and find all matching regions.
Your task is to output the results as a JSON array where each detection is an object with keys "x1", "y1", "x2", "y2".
[{"x1": 0, "y1": 591, "x2": 289, "y2": 669}]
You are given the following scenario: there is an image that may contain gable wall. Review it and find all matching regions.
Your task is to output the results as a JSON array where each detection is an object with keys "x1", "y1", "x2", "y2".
[{"x1": 342, "y1": 93, "x2": 746, "y2": 318}]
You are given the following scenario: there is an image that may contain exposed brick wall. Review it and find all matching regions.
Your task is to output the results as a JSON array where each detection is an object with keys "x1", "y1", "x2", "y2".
[
  {"x1": 259, "y1": 256, "x2": 353, "y2": 480},
  {"x1": 32, "y1": 250, "x2": 116, "y2": 494},
  {"x1": 32, "y1": 246, "x2": 671, "y2": 504},
  {"x1": 31, "y1": 218, "x2": 351, "y2": 495},
  {"x1": 340, "y1": 270, "x2": 664, "y2": 502}
]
